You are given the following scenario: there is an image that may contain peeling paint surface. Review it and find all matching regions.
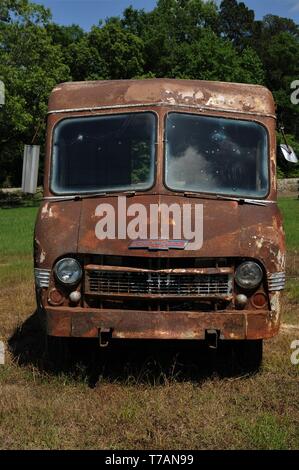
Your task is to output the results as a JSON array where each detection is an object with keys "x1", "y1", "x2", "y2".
[
  {"x1": 270, "y1": 292, "x2": 281, "y2": 324},
  {"x1": 48, "y1": 79, "x2": 276, "y2": 117},
  {"x1": 39, "y1": 250, "x2": 46, "y2": 264}
]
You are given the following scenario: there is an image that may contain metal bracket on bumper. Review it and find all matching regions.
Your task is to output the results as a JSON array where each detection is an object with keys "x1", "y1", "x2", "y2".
[
  {"x1": 99, "y1": 328, "x2": 112, "y2": 348},
  {"x1": 205, "y1": 329, "x2": 220, "y2": 349}
]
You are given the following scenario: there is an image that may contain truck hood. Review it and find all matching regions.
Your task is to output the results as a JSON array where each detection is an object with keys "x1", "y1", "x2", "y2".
[{"x1": 35, "y1": 194, "x2": 285, "y2": 273}]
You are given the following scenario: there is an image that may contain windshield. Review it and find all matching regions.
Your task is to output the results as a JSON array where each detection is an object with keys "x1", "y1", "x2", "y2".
[
  {"x1": 165, "y1": 113, "x2": 269, "y2": 198},
  {"x1": 51, "y1": 112, "x2": 156, "y2": 194}
]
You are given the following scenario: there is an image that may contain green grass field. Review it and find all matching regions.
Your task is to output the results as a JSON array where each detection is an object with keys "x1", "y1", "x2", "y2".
[
  {"x1": 0, "y1": 198, "x2": 298, "y2": 450},
  {"x1": 0, "y1": 206, "x2": 37, "y2": 257},
  {"x1": 0, "y1": 207, "x2": 37, "y2": 286},
  {"x1": 278, "y1": 198, "x2": 299, "y2": 251}
]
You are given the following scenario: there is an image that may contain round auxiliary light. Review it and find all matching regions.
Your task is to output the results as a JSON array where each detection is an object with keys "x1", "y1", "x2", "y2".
[
  {"x1": 235, "y1": 261, "x2": 263, "y2": 290},
  {"x1": 54, "y1": 258, "x2": 82, "y2": 286},
  {"x1": 235, "y1": 294, "x2": 248, "y2": 309},
  {"x1": 69, "y1": 291, "x2": 81, "y2": 303}
]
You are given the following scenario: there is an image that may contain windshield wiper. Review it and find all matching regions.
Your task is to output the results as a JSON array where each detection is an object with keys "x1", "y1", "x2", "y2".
[
  {"x1": 44, "y1": 190, "x2": 137, "y2": 202},
  {"x1": 44, "y1": 190, "x2": 270, "y2": 206},
  {"x1": 73, "y1": 190, "x2": 137, "y2": 200},
  {"x1": 183, "y1": 191, "x2": 270, "y2": 206}
]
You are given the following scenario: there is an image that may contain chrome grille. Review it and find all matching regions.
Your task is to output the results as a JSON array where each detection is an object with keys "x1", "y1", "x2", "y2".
[
  {"x1": 34, "y1": 268, "x2": 51, "y2": 288},
  {"x1": 268, "y1": 272, "x2": 286, "y2": 291},
  {"x1": 86, "y1": 270, "x2": 232, "y2": 298}
]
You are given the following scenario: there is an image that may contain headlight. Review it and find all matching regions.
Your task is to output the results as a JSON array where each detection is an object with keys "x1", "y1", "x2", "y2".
[
  {"x1": 235, "y1": 262, "x2": 263, "y2": 290},
  {"x1": 54, "y1": 258, "x2": 82, "y2": 286}
]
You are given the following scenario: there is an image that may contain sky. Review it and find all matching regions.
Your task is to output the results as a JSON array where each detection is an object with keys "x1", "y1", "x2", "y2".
[{"x1": 35, "y1": 0, "x2": 299, "y2": 30}]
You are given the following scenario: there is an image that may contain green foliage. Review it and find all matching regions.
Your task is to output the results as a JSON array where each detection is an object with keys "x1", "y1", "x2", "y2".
[
  {"x1": 251, "y1": 15, "x2": 299, "y2": 139},
  {"x1": 0, "y1": 0, "x2": 298, "y2": 186},
  {"x1": 0, "y1": 0, "x2": 70, "y2": 186},
  {"x1": 169, "y1": 30, "x2": 264, "y2": 83},
  {"x1": 219, "y1": 0, "x2": 255, "y2": 48},
  {"x1": 87, "y1": 21, "x2": 145, "y2": 79},
  {"x1": 0, "y1": 0, "x2": 51, "y2": 25}
]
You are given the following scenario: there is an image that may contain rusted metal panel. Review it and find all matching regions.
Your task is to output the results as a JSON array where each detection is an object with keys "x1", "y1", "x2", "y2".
[
  {"x1": 34, "y1": 200, "x2": 82, "y2": 268},
  {"x1": 47, "y1": 309, "x2": 72, "y2": 337},
  {"x1": 35, "y1": 195, "x2": 285, "y2": 275},
  {"x1": 45, "y1": 307, "x2": 278, "y2": 340},
  {"x1": 48, "y1": 79, "x2": 276, "y2": 118},
  {"x1": 34, "y1": 193, "x2": 285, "y2": 274}
]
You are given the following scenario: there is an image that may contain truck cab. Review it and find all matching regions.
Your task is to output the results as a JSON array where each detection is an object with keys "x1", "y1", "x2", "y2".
[{"x1": 34, "y1": 79, "x2": 288, "y2": 368}]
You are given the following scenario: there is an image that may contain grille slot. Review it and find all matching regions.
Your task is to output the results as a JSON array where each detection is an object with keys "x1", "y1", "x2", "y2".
[
  {"x1": 86, "y1": 270, "x2": 232, "y2": 298},
  {"x1": 34, "y1": 268, "x2": 51, "y2": 288},
  {"x1": 267, "y1": 272, "x2": 286, "y2": 291}
]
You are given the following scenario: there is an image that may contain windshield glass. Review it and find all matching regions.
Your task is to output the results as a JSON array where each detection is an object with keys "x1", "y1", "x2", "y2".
[
  {"x1": 165, "y1": 113, "x2": 269, "y2": 198},
  {"x1": 51, "y1": 112, "x2": 156, "y2": 194}
]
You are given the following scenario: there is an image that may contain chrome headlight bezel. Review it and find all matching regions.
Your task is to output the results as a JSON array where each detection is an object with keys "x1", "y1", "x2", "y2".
[
  {"x1": 54, "y1": 258, "x2": 82, "y2": 286},
  {"x1": 235, "y1": 261, "x2": 263, "y2": 290}
]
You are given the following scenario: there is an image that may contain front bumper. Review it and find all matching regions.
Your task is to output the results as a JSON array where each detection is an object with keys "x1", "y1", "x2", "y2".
[{"x1": 45, "y1": 307, "x2": 280, "y2": 340}]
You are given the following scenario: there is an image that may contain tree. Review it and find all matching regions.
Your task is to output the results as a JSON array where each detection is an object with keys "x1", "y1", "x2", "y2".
[
  {"x1": 0, "y1": 0, "x2": 51, "y2": 25},
  {"x1": 85, "y1": 20, "x2": 145, "y2": 80},
  {"x1": 219, "y1": 0, "x2": 255, "y2": 48},
  {"x1": 169, "y1": 29, "x2": 264, "y2": 83},
  {"x1": 252, "y1": 26, "x2": 299, "y2": 138},
  {"x1": 260, "y1": 14, "x2": 299, "y2": 38},
  {"x1": 47, "y1": 23, "x2": 85, "y2": 49},
  {"x1": 0, "y1": 0, "x2": 70, "y2": 186},
  {"x1": 121, "y1": 6, "x2": 148, "y2": 37},
  {"x1": 126, "y1": 0, "x2": 219, "y2": 76}
]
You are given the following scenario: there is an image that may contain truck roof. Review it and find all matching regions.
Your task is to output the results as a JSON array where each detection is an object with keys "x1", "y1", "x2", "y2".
[{"x1": 48, "y1": 78, "x2": 276, "y2": 118}]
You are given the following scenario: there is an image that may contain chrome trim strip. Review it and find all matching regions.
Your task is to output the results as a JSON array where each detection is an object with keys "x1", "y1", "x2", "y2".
[
  {"x1": 47, "y1": 102, "x2": 276, "y2": 119},
  {"x1": 268, "y1": 272, "x2": 286, "y2": 291},
  {"x1": 34, "y1": 268, "x2": 51, "y2": 288}
]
